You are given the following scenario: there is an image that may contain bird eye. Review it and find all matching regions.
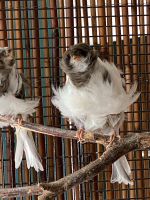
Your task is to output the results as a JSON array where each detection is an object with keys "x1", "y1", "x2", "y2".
[
  {"x1": 64, "y1": 53, "x2": 71, "y2": 64},
  {"x1": 66, "y1": 54, "x2": 70, "y2": 59}
]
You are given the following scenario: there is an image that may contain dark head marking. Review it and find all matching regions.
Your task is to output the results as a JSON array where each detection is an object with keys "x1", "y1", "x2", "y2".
[
  {"x1": 103, "y1": 69, "x2": 111, "y2": 84},
  {"x1": 0, "y1": 69, "x2": 11, "y2": 95},
  {"x1": 0, "y1": 47, "x2": 15, "y2": 70},
  {"x1": 61, "y1": 43, "x2": 98, "y2": 87},
  {"x1": 69, "y1": 43, "x2": 92, "y2": 58}
]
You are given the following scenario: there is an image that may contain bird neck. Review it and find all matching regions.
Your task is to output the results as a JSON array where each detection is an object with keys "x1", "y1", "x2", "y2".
[
  {"x1": 8, "y1": 64, "x2": 23, "y2": 95},
  {"x1": 68, "y1": 58, "x2": 97, "y2": 88}
]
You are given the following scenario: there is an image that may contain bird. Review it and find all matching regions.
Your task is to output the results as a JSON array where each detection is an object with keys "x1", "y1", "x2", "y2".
[
  {"x1": 51, "y1": 43, "x2": 140, "y2": 184},
  {"x1": 0, "y1": 47, "x2": 43, "y2": 172}
]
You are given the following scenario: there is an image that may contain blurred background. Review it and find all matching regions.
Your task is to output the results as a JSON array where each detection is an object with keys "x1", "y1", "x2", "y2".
[{"x1": 0, "y1": 0, "x2": 150, "y2": 199}]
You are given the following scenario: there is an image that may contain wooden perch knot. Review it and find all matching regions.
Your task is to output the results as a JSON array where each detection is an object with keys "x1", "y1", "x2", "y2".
[
  {"x1": 38, "y1": 190, "x2": 54, "y2": 200},
  {"x1": 83, "y1": 131, "x2": 95, "y2": 141},
  {"x1": 139, "y1": 136, "x2": 150, "y2": 149}
]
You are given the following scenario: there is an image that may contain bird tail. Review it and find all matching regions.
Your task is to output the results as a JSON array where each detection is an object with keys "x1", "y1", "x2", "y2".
[
  {"x1": 111, "y1": 155, "x2": 133, "y2": 185},
  {"x1": 15, "y1": 128, "x2": 44, "y2": 172}
]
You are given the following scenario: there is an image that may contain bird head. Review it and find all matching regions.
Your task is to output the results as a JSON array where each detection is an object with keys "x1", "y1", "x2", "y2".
[
  {"x1": 0, "y1": 47, "x2": 15, "y2": 70},
  {"x1": 61, "y1": 43, "x2": 98, "y2": 74}
]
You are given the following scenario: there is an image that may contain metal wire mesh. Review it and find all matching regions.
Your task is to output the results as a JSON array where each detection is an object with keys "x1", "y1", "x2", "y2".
[{"x1": 0, "y1": 0, "x2": 150, "y2": 199}]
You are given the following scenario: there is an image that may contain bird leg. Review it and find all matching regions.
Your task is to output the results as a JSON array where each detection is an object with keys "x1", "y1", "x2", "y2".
[
  {"x1": 76, "y1": 128, "x2": 85, "y2": 143},
  {"x1": 16, "y1": 114, "x2": 23, "y2": 126}
]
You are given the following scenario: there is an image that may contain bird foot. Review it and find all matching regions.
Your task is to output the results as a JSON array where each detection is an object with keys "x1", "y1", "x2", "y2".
[
  {"x1": 75, "y1": 128, "x2": 85, "y2": 143},
  {"x1": 16, "y1": 114, "x2": 23, "y2": 125}
]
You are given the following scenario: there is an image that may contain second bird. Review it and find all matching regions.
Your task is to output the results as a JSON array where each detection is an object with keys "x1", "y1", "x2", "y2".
[{"x1": 0, "y1": 47, "x2": 43, "y2": 172}]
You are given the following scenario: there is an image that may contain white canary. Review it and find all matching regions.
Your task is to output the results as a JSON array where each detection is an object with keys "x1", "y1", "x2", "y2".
[
  {"x1": 52, "y1": 43, "x2": 140, "y2": 184},
  {"x1": 0, "y1": 47, "x2": 43, "y2": 172}
]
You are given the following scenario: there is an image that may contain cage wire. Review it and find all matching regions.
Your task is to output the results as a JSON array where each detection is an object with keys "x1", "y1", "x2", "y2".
[{"x1": 0, "y1": 0, "x2": 150, "y2": 200}]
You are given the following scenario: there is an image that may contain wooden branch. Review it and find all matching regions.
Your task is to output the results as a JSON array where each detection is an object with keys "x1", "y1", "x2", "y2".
[
  {"x1": 0, "y1": 131, "x2": 150, "y2": 199},
  {"x1": 0, "y1": 185, "x2": 43, "y2": 199},
  {"x1": 0, "y1": 115, "x2": 108, "y2": 144}
]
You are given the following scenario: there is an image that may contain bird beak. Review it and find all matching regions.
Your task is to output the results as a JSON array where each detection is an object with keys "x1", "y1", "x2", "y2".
[{"x1": 72, "y1": 55, "x2": 81, "y2": 61}]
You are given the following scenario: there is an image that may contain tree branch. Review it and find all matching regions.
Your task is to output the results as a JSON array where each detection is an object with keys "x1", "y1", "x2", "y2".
[
  {"x1": 0, "y1": 131, "x2": 150, "y2": 199},
  {"x1": 0, "y1": 185, "x2": 43, "y2": 199},
  {"x1": 0, "y1": 115, "x2": 108, "y2": 144}
]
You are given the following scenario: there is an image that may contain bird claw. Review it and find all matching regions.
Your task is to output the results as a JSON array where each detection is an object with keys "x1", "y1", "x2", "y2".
[
  {"x1": 75, "y1": 128, "x2": 85, "y2": 143},
  {"x1": 77, "y1": 139, "x2": 86, "y2": 144}
]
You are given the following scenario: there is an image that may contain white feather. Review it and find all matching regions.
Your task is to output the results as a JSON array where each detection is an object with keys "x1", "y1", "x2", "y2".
[
  {"x1": 0, "y1": 93, "x2": 39, "y2": 120},
  {"x1": 15, "y1": 126, "x2": 44, "y2": 172},
  {"x1": 15, "y1": 129, "x2": 24, "y2": 168},
  {"x1": 52, "y1": 58, "x2": 140, "y2": 132},
  {"x1": 0, "y1": 48, "x2": 43, "y2": 172},
  {"x1": 0, "y1": 93, "x2": 43, "y2": 171},
  {"x1": 70, "y1": 56, "x2": 89, "y2": 72},
  {"x1": 111, "y1": 156, "x2": 133, "y2": 185}
]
